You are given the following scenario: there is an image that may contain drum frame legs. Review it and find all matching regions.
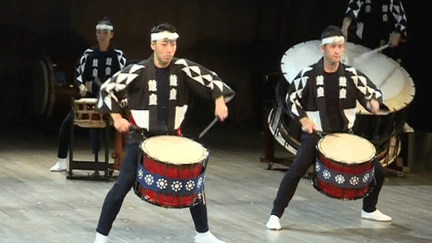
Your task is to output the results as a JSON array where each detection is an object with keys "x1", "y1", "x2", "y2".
[
  {"x1": 260, "y1": 107, "x2": 293, "y2": 170},
  {"x1": 67, "y1": 122, "x2": 112, "y2": 181},
  {"x1": 67, "y1": 98, "x2": 114, "y2": 181}
]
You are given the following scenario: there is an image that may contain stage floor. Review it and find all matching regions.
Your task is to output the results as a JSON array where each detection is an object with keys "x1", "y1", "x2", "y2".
[{"x1": 1, "y1": 123, "x2": 432, "y2": 243}]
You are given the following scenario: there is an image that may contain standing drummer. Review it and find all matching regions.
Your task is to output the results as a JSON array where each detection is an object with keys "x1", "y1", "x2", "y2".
[
  {"x1": 266, "y1": 25, "x2": 391, "y2": 230},
  {"x1": 93, "y1": 22, "x2": 234, "y2": 243},
  {"x1": 50, "y1": 17, "x2": 127, "y2": 172},
  {"x1": 342, "y1": 0, "x2": 408, "y2": 62}
]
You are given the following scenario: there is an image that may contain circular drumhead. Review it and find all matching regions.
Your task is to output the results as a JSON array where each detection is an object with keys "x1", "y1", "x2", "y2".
[
  {"x1": 318, "y1": 133, "x2": 375, "y2": 164},
  {"x1": 280, "y1": 40, "x2": 415, "y2": 113},
  {"x1": 141, "y1": 135, "x2": 208, "y2": 165},
  {"x1": 281, "y1": 40, "x2": 323, "y2": 84}
]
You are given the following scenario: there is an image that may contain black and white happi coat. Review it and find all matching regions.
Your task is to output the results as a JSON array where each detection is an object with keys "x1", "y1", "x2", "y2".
[
  {"x1": 345, "y1": 0, "x2": 407, "y2": 47},
  {"x1": 282, "y1": 58, "x2": 382, "y2": 133},
  {"x1": 97, "y1": 54, "x2": 235, "y2": 133},
  {"x1": 74, "y1": 46, "x2": 127, "y2": 96}
]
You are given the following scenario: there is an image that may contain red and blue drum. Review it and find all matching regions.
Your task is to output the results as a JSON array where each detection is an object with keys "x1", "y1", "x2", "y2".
[
  {"x1": 135, "y1": 135, "x2": 207, "y2": 208},
  {"x1": 313, "y1": 133, "x2": 375, "y2": 200}
]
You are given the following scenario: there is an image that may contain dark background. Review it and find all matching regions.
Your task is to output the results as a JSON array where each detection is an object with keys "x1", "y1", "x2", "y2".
[{"x1": 0, "y1": 0, "x2": 430, "y2": 133}]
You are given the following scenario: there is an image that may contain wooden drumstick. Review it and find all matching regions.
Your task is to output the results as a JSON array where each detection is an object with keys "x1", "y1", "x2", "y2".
[
  {"x1": 198, "y1": 117, "x2": 219, "y2": 140},
  {"x1": 353, "y1": 44, "x2": 390, "y2": 66}
]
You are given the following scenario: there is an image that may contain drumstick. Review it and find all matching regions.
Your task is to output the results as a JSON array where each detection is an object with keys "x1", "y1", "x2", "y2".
[
  {"x1": 198, "y1": 117, "x2": 219, "y2": 139},
  {"x1": 353, "y1": 44, "x2": 390, "y2": 66}
]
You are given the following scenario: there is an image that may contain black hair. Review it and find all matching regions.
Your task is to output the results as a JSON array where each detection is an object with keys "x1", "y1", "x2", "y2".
[
  {"x1": 151, "y1": 22, "x2": 177, "y2": 34},
  {"x1": 320, "y1": 25, "x2": 343, "y2": 40}
]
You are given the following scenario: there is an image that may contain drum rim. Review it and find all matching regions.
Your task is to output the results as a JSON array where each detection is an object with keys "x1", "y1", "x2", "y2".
[
  {"x1": 267, "y1": 105, "x2": 299, "y2": 155},
  {"x1": 75, "y1": 98, "x2": 98, "y2": 103},
  {"x1": 33, "y1": 58, "x2": 54, "y2": 116},
  {"x1": 141, "y1": 135, "x2": 208, "y2": 165},
  {"x1": 317, "y1": 133, "x2": 376, "y2": 164}
]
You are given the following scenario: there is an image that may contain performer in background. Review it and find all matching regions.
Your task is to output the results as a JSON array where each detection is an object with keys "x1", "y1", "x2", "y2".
[
  {"x1": 50, "y1": 17, "x2": 126, "y2": 172},
  {"x1": 342, "y1": 0, "x2": 407, "y2": 62},
  {"x1": 266, "y1": 26, "x2": 392, "y2": 230},
  {"x1": 93, "y1": 22, "x2": 234, "y2": 243}
]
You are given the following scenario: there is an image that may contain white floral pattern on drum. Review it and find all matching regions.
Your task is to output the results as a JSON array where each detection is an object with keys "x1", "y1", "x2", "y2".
[
  {"x1": 136, "y1": 163, "x2": 205, "y2": 195},
  {"x1": 171, "y1": 181, "x2": 183, "y2": 192},
  {"x1": 156, "y1": 178, "x2": 168, "y2": 190},
  {"x1": 144, "y1": 174, "x2": 154, "y2": 185},
  {"x1": 314, "y1": 159, "x2": 374, "y2": 188},
  {"x1": 186, "y1": 180, "x2": 195, "y2": 191}
]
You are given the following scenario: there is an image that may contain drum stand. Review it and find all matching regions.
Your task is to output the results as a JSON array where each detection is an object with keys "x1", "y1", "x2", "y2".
[
  {"x1": 67, "y1": 98, "x2": 114, "y2": 181},
  {"x1": 260, "y1": 107, "x2": 315, "y2": 177},
  {"x1": 260, "y1": 108, "x2": 291, "y2": 169},
  {"x1": 111, "y1": 130, "x2": 127, "y2": 171}
]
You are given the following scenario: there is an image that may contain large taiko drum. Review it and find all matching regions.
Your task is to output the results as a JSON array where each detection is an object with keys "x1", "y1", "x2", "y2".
[
  {"x1": 270, "y1": 40, "x2": 415, "y2": 166},
  {"x1": 32, "y1": 56, "x2": 79, "y2": 121},
  {"x1": 135, "y1": 135, "x2": 208, "y2": 208},
  {"x1": 313, "y1": 133, "x2": 375, "y2": 200}
]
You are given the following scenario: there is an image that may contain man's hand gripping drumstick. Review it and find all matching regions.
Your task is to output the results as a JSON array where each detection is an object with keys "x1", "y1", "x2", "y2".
[
  {"x1": 367, "y1": 99, "x2": 380, "y2": 114},
  {"x1": 111, "y1": 96, "x2": 228, "y2": 134},
  {"x1": 299, "y1": 99, "x2": 379, "y2": 134},
  {"x1": 111, "y1": 113, "x2": 130, "y2": 133},
  {"x1": 214, "y1": 96, "x2": 228, "y2": 122},
  {"x1": 299, "y1": 117, "x2": 318, "y2": 134}
]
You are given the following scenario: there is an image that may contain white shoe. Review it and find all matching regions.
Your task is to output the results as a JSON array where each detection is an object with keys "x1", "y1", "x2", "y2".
[
  {"x1": 361, "y1": 209, "x2": 392, "y2": 222},
  {"x1": 94, "y1": 232, "x2": 108, "y2": 243},
  {"x1": 266, "y1": 215, "x2": 281, "y2": 230},
  {"x1": 194, "y1": 231, "x2": 225, "y2": 243},
  {"x1": 50, "y1": 158, "x2": 67, "y2": 172}
]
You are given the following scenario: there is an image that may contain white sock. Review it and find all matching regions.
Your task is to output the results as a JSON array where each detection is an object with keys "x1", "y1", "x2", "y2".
[{"x1": 94, "y1": 232, "x2": 107, "y2": 243}]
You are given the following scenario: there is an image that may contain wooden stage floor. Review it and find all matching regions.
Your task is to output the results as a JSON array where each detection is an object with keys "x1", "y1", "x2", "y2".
[{"x1": 1, "y1": 123, "x2": 431, "y2": 242}]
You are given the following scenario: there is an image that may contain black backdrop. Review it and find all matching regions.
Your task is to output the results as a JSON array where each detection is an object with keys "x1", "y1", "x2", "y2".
[{"x1": 0, "y1": 0, "x2": 430, "y2": 132}]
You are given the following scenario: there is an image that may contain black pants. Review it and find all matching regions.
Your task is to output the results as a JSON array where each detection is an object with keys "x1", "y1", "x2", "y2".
[
  {"x1": 271, "y1": 132, "x2": 386, "y2": 218},
  {"x1": 96, "y1": 140, "x2": 209, "y2": 236},
  {"x1": 57, "y1": 111, "x2": 102, "y2": 159}
]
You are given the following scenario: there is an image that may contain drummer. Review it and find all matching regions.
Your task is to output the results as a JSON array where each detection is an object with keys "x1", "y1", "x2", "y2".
[
  {"x1": 93, "y1": 22, "x2": 234, "y2": 243},
  {"x1": 50, "y1": 17, "x2": 127, "y2": 172},
  {"x1": 341, "y1": 0, "x2": 408, "y2": 62},
  {"x1": 266, "y1": 25, "x2": 391, "y2": 230}
]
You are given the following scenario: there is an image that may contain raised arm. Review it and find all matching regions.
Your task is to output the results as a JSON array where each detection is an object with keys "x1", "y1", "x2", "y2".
[{"x1": 175, "y1": 58, "x2": 235, "y2": 120}]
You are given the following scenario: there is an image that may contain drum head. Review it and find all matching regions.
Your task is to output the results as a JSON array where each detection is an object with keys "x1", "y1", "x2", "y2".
[
  {"x1": 281, "y1": 40, "x2": 415, "y2": 113},
  {"x1": 318, "y1": 133, "x2": 376, "y2": 164},
  {"x1": 141, "y1": 136, "x2": 208, "y2": 165}
]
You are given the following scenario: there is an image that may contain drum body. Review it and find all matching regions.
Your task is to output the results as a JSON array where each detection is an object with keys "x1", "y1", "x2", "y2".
[
  {"x1": 135, "y1": 135, "x2": 208, "y2": 208},
  {"x1": 73, "y1": 98, "x2": 108, "y2": 128},
  {"x1": 313, "y1": 133, "x2": 375, "y2": 200},
  {"x1": 271, "y1": 40, "x2": 415, "y2": 165},
  {"x1": 33, "y1": 56, "x2": 79, "y2": 121}
]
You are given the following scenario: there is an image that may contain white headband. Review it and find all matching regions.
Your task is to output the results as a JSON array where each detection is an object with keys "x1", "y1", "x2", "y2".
[
  {"x1": 321, "y1": 36, "x2": 345, "y2": 45},
  {"x1": 96, "y1": 24, "x2": 113, "y2": 31},
  {"x1": 151, "y1": 31, "x2": 179, "y2": 42}
]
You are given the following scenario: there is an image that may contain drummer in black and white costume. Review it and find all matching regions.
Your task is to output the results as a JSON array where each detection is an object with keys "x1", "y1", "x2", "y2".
[
  {"x1": 50, "y1": 17, "x2": 126, "y2": 172},
  {"x1": 342, "y1": 0, "x2": 408, "y2": 60},
  {"x1": 266, "y1": 26, "x2": 392, "y2": 230},
  {"x1": 93, "y1": 22, "x2": 234, "y2": 243}
]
